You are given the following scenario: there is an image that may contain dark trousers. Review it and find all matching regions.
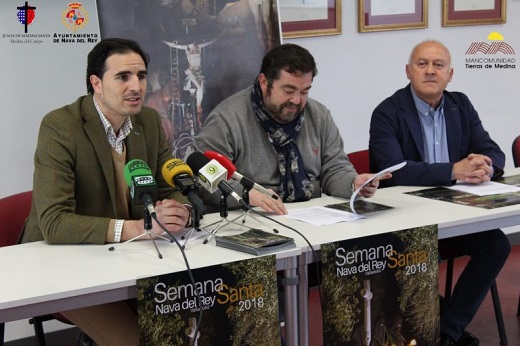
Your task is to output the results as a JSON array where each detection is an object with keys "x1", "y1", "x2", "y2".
[{"x1": 439, "y1": 228, "x2": 510, "y2": 341}]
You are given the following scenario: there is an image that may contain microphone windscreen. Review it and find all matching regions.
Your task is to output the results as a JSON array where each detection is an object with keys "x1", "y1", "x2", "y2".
[
  {"x1": 161, "y1": 159, "x2": 194, "y2": 188},
  {"x1": 186, "y1": 152, "x2": 210, "y2": 175},
  {"x1": 123, "y1": 159, "x2": 153, "y2": 186},
  {"x1": 204, "y1": 151, "x2": 236, "y2": 179}
]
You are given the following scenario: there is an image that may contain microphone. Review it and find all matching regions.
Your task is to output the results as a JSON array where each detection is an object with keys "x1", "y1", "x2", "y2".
[
  {"x1": 186, "y1": 152, "x2": 249, "y2": 210},
  {"x1": 123, "y1": 159, "x2": 158, "y2": 217},
  {"x1": 161, "y1": 158, "x2": 207, "y2": 215},
  {"x1": 204, "y1": 151, "x2": 279, "y2": 200}
]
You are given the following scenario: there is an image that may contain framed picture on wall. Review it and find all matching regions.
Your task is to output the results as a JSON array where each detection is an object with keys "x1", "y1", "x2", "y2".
[
  {"x1": 442, "y1": 0, "x2": 506, "y2": 27},
  {"x1": 280, "y1": 0, "x2": 341, "y2": 39},
  {"x1": 358, "y1": 0, "x2": 427, "y2": 33}
]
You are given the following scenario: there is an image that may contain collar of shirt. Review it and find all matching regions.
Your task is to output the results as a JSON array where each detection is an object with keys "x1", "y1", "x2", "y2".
[
  {"x1": 410, "y1": 87, "x2": 444, "y2": 118},
  {"x1": 93, "y1": 96, "x2": 133, "y2": 154}
]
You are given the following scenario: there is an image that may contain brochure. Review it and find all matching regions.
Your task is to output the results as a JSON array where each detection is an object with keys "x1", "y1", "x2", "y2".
[
  {"x1": 350, "y1": 161, "x2": 407, "y2": 214},
  {"x1": 215, "y1": 228, "x2": 295, "y2": 256}
]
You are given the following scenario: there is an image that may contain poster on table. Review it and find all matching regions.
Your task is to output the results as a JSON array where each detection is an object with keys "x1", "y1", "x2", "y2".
[
  {"x1": 320, "y1": 225, "x2": 440, "y2": 346},
  {"x1": 136, "y1": 255, "x2": 281, "y2": 346},
  {"x1": 406, "y1": 174, "x2": 520, "y2": 210}
]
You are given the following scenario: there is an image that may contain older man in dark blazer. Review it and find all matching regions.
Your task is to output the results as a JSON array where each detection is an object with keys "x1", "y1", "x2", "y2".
[{"x1": 369, "y1": 40, "x2": 510, "y2": 346}]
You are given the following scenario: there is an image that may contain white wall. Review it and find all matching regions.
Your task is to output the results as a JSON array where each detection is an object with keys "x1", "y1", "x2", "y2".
[
  {"x1": 0, "y1": 0, "x2": 99, "y2": 198},
  {"x1": 286, "y1": 1, "x2": 520, "y2": 168}
]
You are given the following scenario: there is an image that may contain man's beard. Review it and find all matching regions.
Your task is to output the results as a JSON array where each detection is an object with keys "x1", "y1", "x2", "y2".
[{"x1": 266, "y1": 100, "x2": 301, "y2": 124}]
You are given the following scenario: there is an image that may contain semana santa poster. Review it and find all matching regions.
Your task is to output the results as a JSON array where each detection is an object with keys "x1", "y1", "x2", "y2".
[
  {"x1": 320, "y1": 225, "x2": 440, "y2": 346},
  {"x1": 137, "y1": 255, "x2": 281, "y2": 346}
]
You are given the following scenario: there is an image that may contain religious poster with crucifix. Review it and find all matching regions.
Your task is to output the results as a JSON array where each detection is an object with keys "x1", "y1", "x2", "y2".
[{"x1": 97, "y1": 0, "x2": 282, "y2": 160}]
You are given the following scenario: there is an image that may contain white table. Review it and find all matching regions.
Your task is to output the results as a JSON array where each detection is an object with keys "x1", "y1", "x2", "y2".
[
  {"x1": 0, "y1": 216, "x2": 302, "y2": 345},
  {"x1": 272, "y1": 170, "x2": 520, "y2": 346},
  {"x1": 2, "y1": 170, "x2": 520, "y2": 346}
]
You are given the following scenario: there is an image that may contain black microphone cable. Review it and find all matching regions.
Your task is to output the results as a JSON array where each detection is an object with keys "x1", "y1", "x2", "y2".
[
  {"x1": 151, "y1": 214, "x2": 203, "y2": 346},
  {"x1": 248, "y1": 209, "x2": 324, "y2": 321}
]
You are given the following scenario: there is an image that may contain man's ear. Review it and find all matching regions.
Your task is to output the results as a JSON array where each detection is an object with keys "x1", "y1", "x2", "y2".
[
  {"x1": 258, "y1": 73, "x2": 268, "y2": 93},
  {"x1": 89, "y1": 75, "x2": 101, "y2": 93}
]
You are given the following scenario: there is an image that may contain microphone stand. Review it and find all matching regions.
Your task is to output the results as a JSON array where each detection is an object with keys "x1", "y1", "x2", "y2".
[
  {"x1": 203, "y1": 191, "x2": 245, "y2": 244},
  {"x1": 181, "y1": 205, "x2": 203, "y2": 249},
  {"x1": 238, "y1": 187, "x2": 279, "y2": 233},
  {"x1": 203, "y1": 187, "x2": 279, "y2": 244},
  {"x1": 108, "y1": 207, "x2": 173, "y2": 259}
]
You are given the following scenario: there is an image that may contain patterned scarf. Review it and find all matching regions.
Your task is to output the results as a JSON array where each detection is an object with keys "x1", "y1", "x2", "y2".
[{"x1": 251, "y1": 77, "x2": 314, "y2": 202}]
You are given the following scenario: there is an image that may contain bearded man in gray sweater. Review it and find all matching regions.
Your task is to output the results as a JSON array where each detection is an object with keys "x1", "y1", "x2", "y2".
[{"x1": 193, "y1": 43, "x2": 388, "y2": 214}]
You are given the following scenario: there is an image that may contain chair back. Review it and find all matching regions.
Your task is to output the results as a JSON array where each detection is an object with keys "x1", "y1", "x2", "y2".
[
  {"x1": 0, "y1": 191, "x2": 32, "y2": 247},
  {"x1": 347, "y1": 149, "x2": 370, "y2": 174},
  {"x1": 512, "y1": 135, "x2": 520, "y2": 168}
]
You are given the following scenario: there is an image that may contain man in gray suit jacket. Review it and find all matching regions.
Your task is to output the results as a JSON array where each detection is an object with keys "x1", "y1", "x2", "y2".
[{"x1": 22, "y1": 38, "x2": 191, "y2": 346}]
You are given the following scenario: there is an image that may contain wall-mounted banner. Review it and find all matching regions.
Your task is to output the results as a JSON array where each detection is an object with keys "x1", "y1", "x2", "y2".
[
  {"x1": 137, "y1": 255, "x2": 281, "y2": 346},
  {"x1": 321, "y1": 225, "x2": 439, "y2": 346},
  {"x1": 97, "y1": 0, "x2": 281, "y2": 159}
]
